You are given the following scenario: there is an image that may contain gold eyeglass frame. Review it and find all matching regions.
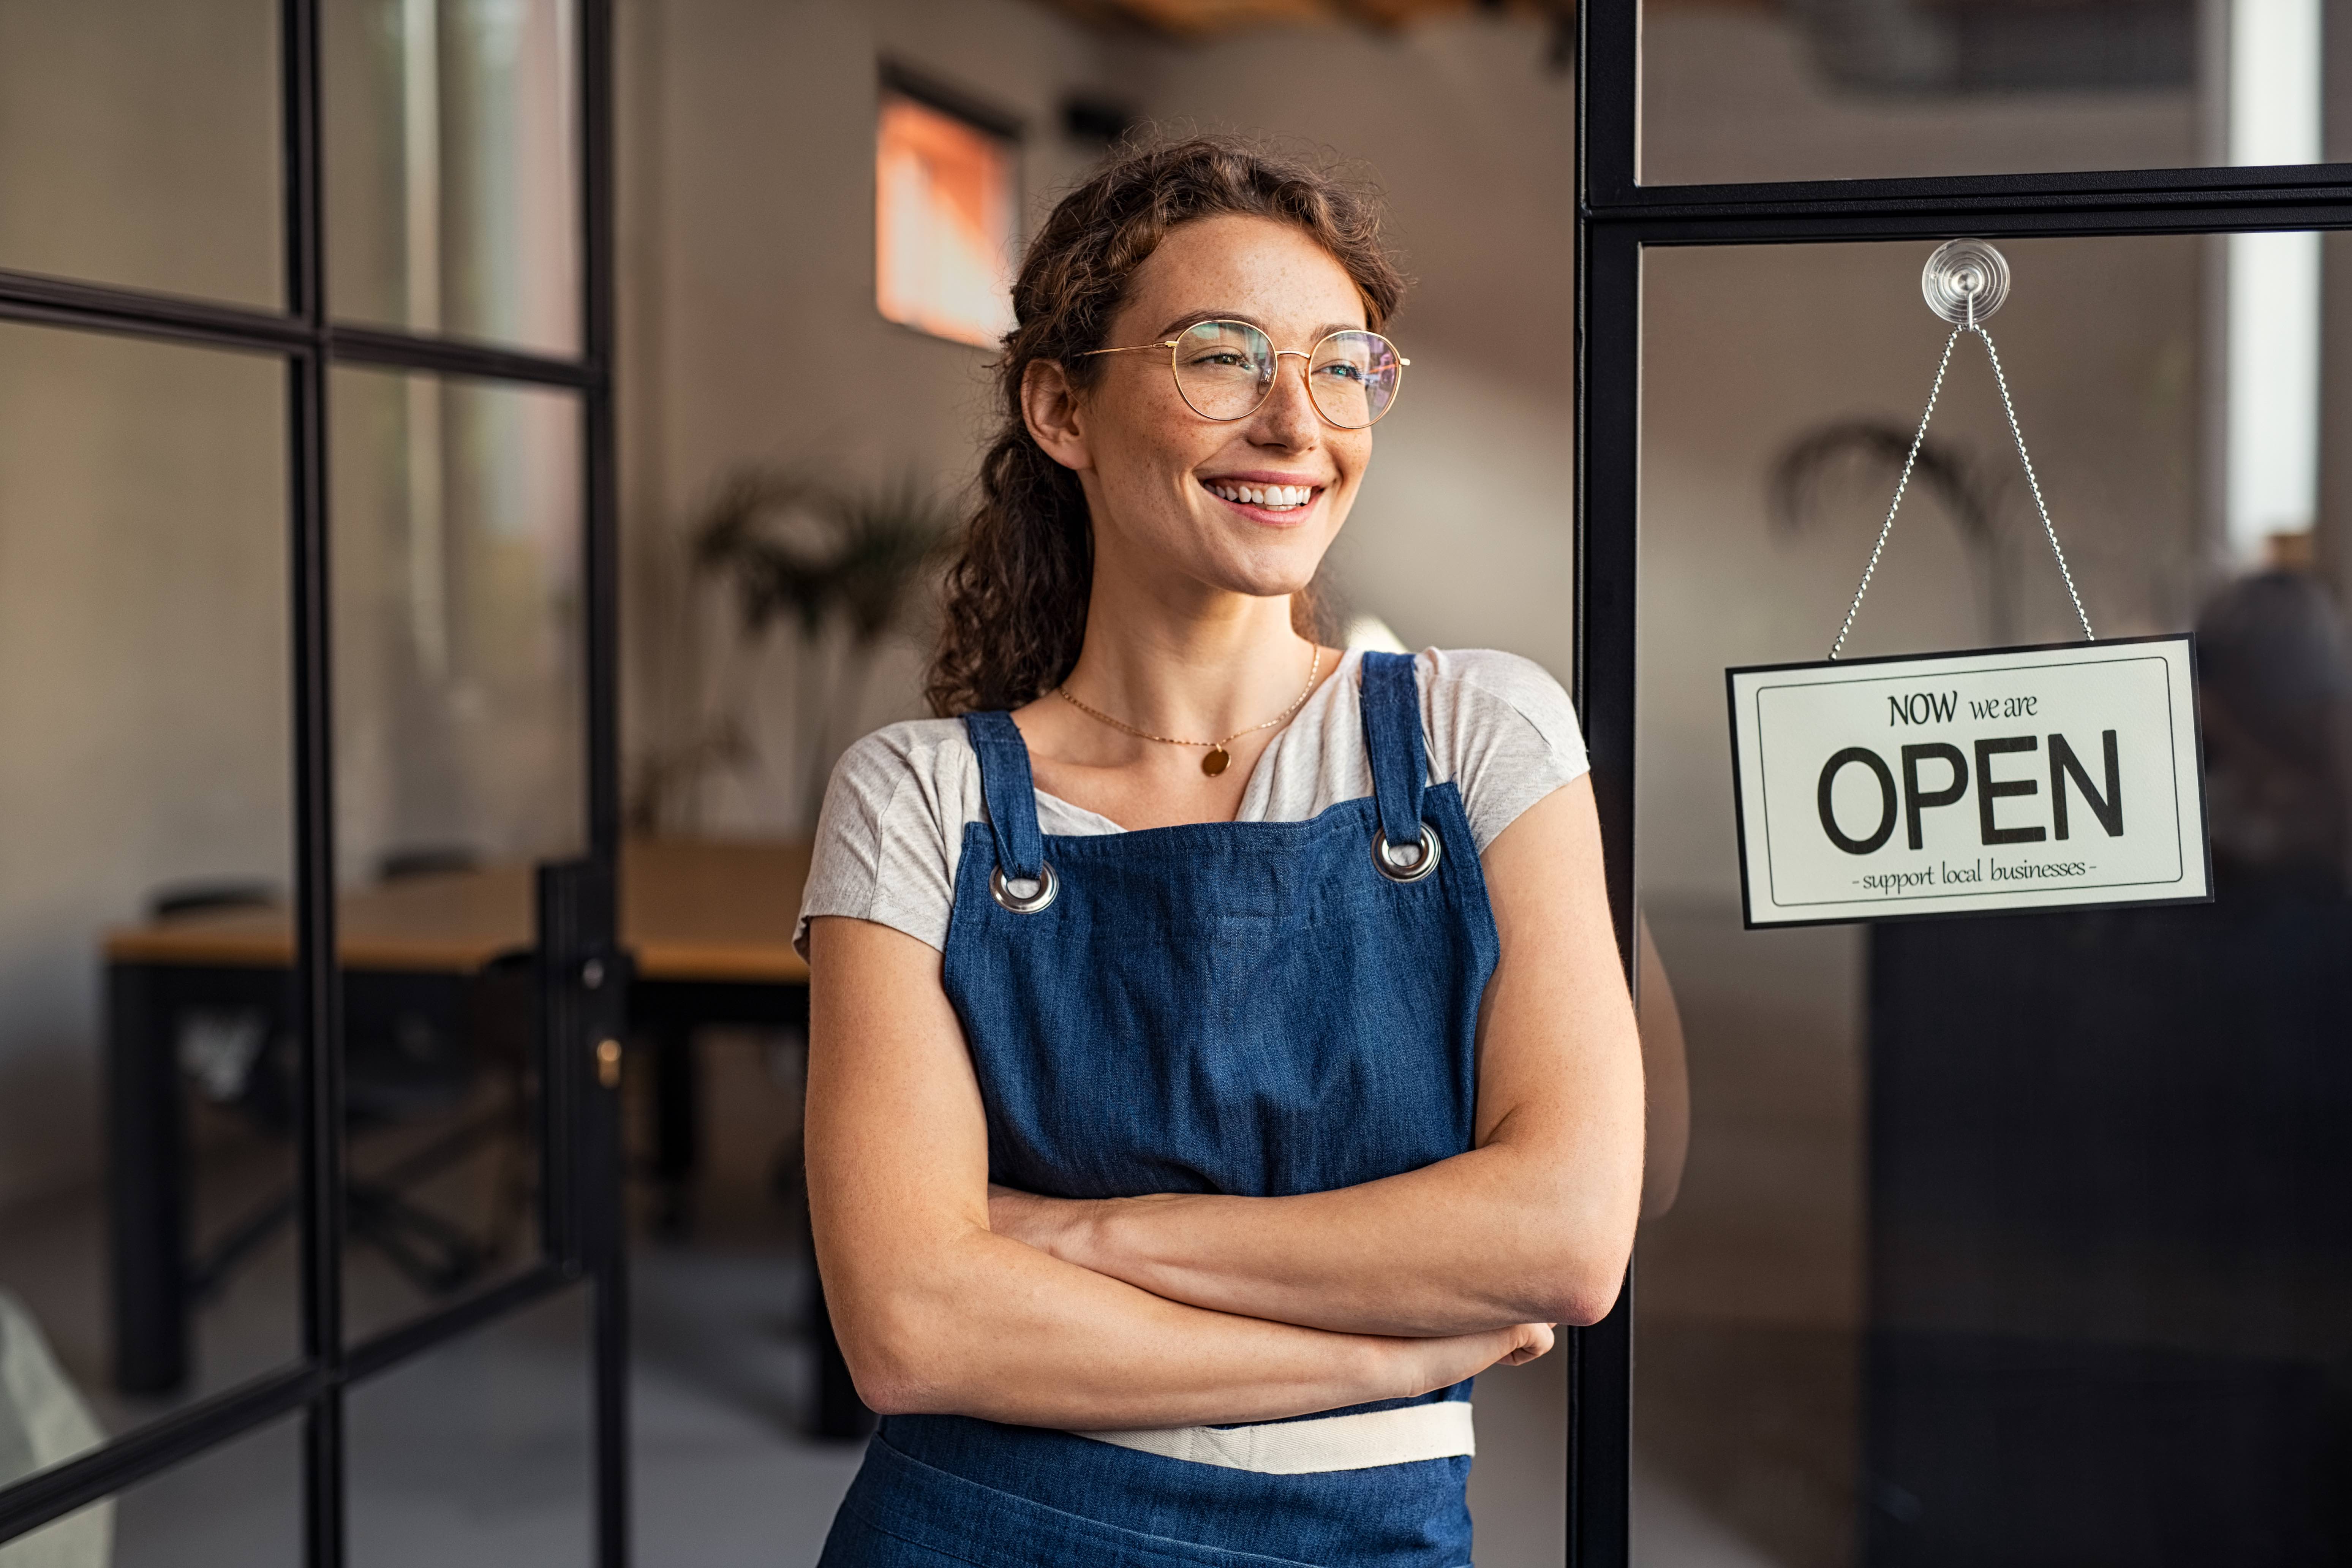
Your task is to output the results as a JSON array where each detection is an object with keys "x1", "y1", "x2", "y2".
[{"x1": 1080, "y1": 320, "x2": 1410, "y2": 430}]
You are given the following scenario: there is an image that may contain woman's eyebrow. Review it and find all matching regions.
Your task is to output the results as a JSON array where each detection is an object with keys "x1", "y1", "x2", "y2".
[
  {"x1": 1152, "y1": 311, "x2": 1372, "y2": 340},
  {"x1": 1153, "y1": 310, "x2": 1264, "y2": 337}
]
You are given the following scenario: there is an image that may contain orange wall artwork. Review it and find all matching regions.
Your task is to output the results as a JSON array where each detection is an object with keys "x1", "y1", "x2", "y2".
[{"x1": 876, "y1": 92, "x2": 1016, "y2": 348}]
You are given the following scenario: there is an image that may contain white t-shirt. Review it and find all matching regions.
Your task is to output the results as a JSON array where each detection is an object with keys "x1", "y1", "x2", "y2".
[{"x1": 795, "y1": 648, "x2": 1590, "y2": 955}]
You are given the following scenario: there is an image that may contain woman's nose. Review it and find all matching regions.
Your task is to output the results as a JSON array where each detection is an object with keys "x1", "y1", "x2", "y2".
[{"x1": 1253, "y1": 354, "x2": 1320, "y2": 445}]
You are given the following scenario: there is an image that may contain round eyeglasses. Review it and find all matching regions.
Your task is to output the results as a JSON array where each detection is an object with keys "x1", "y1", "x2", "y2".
[{"x1": 1081, "y1": 319, "x2": 1409, "y2": 430}]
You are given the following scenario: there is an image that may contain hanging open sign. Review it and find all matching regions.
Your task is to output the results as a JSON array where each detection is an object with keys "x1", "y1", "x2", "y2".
[
  {"x1": 1727, "y1": 636, "x2": 2211, "y2": 927},
  {"x1": 1726, "y1": 241, "x2": 2213, "y2": 928}
]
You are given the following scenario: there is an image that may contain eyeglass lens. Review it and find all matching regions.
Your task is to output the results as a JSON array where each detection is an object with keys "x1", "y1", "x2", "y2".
[{"x1": 1171, "y1": 320, "x2": 1401, "y2": 429}]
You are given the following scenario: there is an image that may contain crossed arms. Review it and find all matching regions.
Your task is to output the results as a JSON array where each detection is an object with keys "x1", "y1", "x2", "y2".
[{"x1": 804, "y1": 775, "x2": 1650, "y2": 1431}]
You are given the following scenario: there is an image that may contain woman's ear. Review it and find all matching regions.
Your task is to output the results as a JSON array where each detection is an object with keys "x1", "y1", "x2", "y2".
[{"x1": 1021, "y1": 360, "x2": 1091, "y2": 473}]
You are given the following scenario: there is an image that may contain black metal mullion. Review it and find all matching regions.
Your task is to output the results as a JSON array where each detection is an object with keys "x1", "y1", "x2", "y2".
[
  {"x1": 0, "y1": 1368, "x2": 322, "y2": 1542},
  {"x1": 578, "y1": 1, "x2": 629, "y2": 1560},
  {"x1": 1572, "y1": 3, "x2": 1642, "y2": 1543},
  {"x1": 340, "y1": 1265, "x2": 579, "y2": 1383},
  {"x1": 279, "y1": 0, "x2": 344, "y2": 1565},
  {"x1": 582, "y1": 0, "x2": 621, "y2": 869},
  {"x1": 1600, "y1": 157, "x2": 2352, "y2": 217},
  {"x1": 328, "y1": 321, "x2": 599, "y2": 387},
  {"x1": 1595, "y1": 201, "x2": 2352, "y2": 248},
  {"x1": 1572, "y1": 17, "x2": 1644, "y2": 1568},
  {"x1": 1579, "y1": 0, "x2": 1641, "y2": 209},
  {"x1": 0, "y1": 268, "x2": 309, "y2": 353}
]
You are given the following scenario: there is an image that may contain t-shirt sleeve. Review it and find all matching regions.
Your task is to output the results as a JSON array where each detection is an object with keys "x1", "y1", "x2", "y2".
[
  {"x1": 793, "y1": 722, "x2": 972, "y2": 957},
  {"x1": 1420, "y1": 648, "x2": 1591, "y2": 852}
]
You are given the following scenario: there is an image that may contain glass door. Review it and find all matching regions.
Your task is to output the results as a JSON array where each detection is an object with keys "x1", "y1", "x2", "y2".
[
  {"x1": 1578, "y1": 5, "x2": 2352, "y2": 1564},
  {"x1": 0, "y1": 1, "x2": 623, "y2": 1563}
]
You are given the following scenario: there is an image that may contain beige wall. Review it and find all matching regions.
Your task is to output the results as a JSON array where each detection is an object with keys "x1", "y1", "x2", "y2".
[
  {"x1": 1643, "y1": 7, "x2": 2199, "y2": 186},
  {"x1": 616, "y1": 2, "x2": 1582, "y2": 833},
  {"x1": 0, "y1": 0, "x2": 285, "y2": 1217},
  {"x1": 0, "y1": 1, "x2": 281, "y2": 307},
  {"x1": 0, "y1": 329, "x2": 291, "y2": 1210},
  {"x1": 616, "y1": 0, "x2": 1108, "y2": 834},
  {"x1": 1110, "y1": 16, "x2": 1580, "y2": 679}
]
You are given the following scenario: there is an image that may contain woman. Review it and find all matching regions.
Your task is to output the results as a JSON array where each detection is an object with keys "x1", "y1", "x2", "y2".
[{"x1": 800, "y1": 136, "x2": 1645, "y2": 1566}]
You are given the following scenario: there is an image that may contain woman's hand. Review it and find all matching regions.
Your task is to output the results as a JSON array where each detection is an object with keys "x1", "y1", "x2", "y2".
[{"x1": 1373, "y1": 1323, "x2": 1553, "y2": 1406}]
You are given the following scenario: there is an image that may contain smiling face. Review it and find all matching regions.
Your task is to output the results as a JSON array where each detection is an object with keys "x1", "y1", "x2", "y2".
[{"x1": 1023, "y1": 213, "x2": 1377, "y2": 610}]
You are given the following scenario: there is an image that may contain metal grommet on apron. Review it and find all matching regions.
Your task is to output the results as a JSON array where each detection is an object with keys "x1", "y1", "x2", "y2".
[
  {"x1": 988, "y1": 862, "x2": 1058, "y2": 914},
  {"x1": 963, "y1": 711, "x2": 1058, "y2": 915},
  {"x1": 1372, "y1": 823, "x2": 1442, "y2": 882},
  {"x1": 822, "y1": 654, "x2": 1502, "y2": 1568},
  {"x1": 1364, "y1": 651, "x2": 1443, "y2": 885}
]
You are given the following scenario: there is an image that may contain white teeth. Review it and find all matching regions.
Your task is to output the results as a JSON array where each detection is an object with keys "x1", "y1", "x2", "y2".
[{"x1": 1207, "y1": 481, "x2": 1315, "y2": 510}]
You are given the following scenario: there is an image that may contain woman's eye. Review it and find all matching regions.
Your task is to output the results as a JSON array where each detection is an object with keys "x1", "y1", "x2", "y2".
[
  {"x1": 1191, "y1": 352, "x2": 1256, "y2": 369},
  {"x1": 1315, "y1": 362, "x2": 1368, "y2": 383}
]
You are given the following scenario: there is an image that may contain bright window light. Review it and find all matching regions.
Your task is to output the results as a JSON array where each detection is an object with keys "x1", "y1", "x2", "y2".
[
  {"x1": 876, "y1": 90, "x2": 1016, "y2": 349},
  {"x1": 2224, "y1": 0, "x2": 2323, "y2": 562}
]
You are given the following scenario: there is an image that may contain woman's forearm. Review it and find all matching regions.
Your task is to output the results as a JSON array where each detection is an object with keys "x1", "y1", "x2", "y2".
[
  {"x1": 824, "y1": 1213, "x2": 1546, "y2": 1429},
  {"x1": 994, "y1": 1141, "x2": 1620, "y2": 1338},
  {"x1": 806, "y1": 915, "x2": 1556, "y2": 1431}
]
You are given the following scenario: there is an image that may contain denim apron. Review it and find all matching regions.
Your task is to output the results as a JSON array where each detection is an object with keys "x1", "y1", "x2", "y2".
[{"x1": 819, "y1": 652, "x2": 1502, "y2": 1568}]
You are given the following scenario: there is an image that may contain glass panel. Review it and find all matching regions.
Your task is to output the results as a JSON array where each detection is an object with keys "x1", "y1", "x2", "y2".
[
  {"x1": 1635, "y1": 234, "x2": 2352, "y2": 1562},
  {"x1": 0, "y1": 1, "x2": 280, "y2": 305},
  {"x1": 0, "y1": 324, "x2": 294, "y2": 1487},
  {"x1": 627, "y1": 1027, "x2": 859, "y2": 1565},
  {"x1": 325, "y1": 0, "x2": 583, "y2": 356},
  {"x1": 330, "y1": 366, "x2": 583, "y2": 1342},
  {"x1": 112, "y1": 1412, "x2": 302, "y2": 1566},
  {"x1": 1463, "y1": 1357, "x2": 1567, "y2": 1565},
  {"x1": 346, "y1": 1285, "x2": 590, "y2": 1563},
  {"x1": 1640, "y1": 0, "x2": 2343, "y2": 186}
]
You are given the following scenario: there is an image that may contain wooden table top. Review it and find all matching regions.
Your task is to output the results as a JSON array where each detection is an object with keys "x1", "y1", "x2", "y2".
[{"x1": 103, "y1": 839, "x2": 812, "y2": 984}]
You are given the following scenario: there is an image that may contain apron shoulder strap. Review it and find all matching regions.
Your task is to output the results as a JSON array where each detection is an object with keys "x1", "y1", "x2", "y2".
[
  {"x1": 1358, "y1": 650, "x2": 1429, "y2": 847},
  {"x1": 961, "y1": 710, "x2": 1047, "y2": 882}
]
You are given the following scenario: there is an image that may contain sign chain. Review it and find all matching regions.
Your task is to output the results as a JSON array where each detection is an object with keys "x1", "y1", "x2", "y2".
[
  {"x1": 1827, "y1": 316, "x2": 2097, "y2": 659},
  {"x1": 1976, "y1": 329, "x2": 2096, "y2": 646}
]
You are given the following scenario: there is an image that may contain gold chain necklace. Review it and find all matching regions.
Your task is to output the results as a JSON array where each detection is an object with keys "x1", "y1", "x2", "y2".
[{"x1": 1056, "y1": 644, "x2": 1324, "y2": 777}]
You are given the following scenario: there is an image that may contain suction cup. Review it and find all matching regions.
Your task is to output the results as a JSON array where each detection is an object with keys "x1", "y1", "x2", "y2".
[{"x1": 1922, "y1": 239, "x2": 2009, "y2": 325}]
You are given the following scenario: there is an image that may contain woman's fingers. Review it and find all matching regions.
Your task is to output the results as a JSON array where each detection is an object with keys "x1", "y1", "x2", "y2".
[{"x1": 1495, "y1": 1322, "x2": 1555, "y2": 1366}]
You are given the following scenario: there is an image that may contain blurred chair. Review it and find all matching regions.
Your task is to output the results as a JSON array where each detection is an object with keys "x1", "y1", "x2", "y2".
[
  {"x1": 0, "y1": 1290, "x2": 112, "y2": 1566},
  {"x1": 155, "y1": 852, "x2": 528, "y2": 1302},
  {"x1": 374, "y1": 844, "x2": 482, "y2": 884}
]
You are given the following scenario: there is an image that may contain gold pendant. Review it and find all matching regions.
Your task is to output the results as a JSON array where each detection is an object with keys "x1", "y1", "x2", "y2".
[{"x1": 1201, "y1": 746, "x2": 1230, "y2": 777}]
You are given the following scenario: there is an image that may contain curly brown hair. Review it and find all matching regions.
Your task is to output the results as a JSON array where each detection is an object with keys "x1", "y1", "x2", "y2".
[{"x1": 923, "y1": 134, "x2": 1407, "y2": 717}]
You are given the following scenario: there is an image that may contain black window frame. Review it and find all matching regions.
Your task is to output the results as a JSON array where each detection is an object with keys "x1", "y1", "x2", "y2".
[
  {"x1": 0, "y1": 2, "x2": 626, "y2": 1564},
  {"x1": 1571, "y1": 4, "x2": 2352, "y2": 1563}
]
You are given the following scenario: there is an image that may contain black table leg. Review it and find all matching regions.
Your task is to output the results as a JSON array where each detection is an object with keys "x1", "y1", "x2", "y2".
[
  {"x1": 648, "y1": 1016, "x2": 699, "y2": 1236},
  {"x1": 627, "y1": 978, "x2": 864, "y2": 1435},
  {"x1": 108, "y1": 962, "x2": 187, "y2": 1394}
]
